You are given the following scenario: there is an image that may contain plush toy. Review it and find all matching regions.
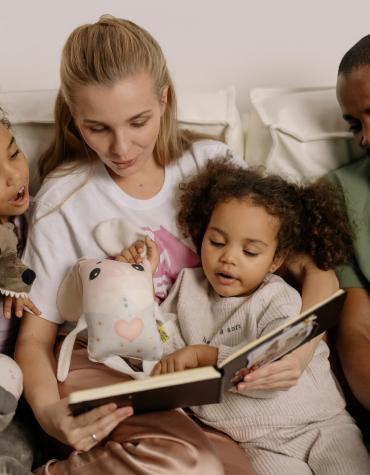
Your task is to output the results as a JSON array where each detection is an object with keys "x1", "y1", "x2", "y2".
[
  {"x1": 0, "y1": 223, "x2": 35, "y2": 298},
  {"x1": 57, "y1": 257, "x2": 165, "y2": 382},
  {"x1": 0, "y1": 222, "x2": 35, "y2": 433}
]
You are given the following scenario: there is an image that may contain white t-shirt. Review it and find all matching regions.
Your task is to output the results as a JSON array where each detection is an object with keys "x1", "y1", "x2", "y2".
[{"x1": 24, "y1": 140, "x2": 242, "y2": 324}]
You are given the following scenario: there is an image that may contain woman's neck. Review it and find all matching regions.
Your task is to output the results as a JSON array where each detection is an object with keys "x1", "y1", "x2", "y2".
[{"x1": 108, "y1": 159, "x2": 165, "y2": 199}]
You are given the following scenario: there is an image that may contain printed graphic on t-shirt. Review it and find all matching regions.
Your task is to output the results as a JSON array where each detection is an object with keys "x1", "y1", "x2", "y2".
[{"x1": 142, "y1": 226, "x2": 199, "y2": 301}]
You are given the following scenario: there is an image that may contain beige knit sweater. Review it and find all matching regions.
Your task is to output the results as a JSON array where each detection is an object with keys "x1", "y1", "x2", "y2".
[{"x1": 160, "y1": 268, "x2": 346, "y2": 442}]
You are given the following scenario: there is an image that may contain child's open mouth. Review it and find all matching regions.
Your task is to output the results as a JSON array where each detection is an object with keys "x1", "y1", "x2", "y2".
[
  {"x1": 218, "y1": 272, "x2": 234, "y2": 279},
  {"x1": 216, "y1": 272, "x2": 238, "y2": 284},
  {"x1": 9, "y1": 186, "x2": 29, "y2": 206}
]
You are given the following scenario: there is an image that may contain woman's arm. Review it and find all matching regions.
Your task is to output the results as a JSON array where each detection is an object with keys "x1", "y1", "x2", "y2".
[
  {"x1": 286, "y1": 255, "x2": 339, "y2": 370},
  {"x1": 15, "y1": 313, "x2": 60, "y2": 415},
  {"x1": 335, "y1": 287, "x2": 370, "y2": 410},
  {"x1": 237, "y1": 255, "x2": 339, "y2": 392},
  {"x1": 15, "y1": 313, "x2": 133, "y2": 451}
]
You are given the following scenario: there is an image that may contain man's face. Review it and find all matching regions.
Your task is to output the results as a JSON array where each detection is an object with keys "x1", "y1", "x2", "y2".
[{"x1": 337, "y1": 65, "x2": 370, "y2": 155}]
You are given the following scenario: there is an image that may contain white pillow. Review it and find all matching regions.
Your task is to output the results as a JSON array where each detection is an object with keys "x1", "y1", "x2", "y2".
[
  {"x1": 0, "y1": 87, "x2": 244, "y2": 194},
  {"x1": 245, "y1": 87, "x2": 364, "y2": 180},
  {"x1": 177, "y1": 86, "x2": 244, "y2": 159}
]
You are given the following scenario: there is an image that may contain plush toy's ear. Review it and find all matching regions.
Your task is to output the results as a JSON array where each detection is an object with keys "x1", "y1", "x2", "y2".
[
  {"x1": 94, "y1": 219, "x2": 146, "y2": 257},
  {"x1": 56, "y1": 259, "x2": 86, "y2": 322}
]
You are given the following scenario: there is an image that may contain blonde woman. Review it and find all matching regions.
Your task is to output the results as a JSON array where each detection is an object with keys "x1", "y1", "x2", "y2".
[{"x1": 16, "y1": 16, "x2": 338, "y2": 474}]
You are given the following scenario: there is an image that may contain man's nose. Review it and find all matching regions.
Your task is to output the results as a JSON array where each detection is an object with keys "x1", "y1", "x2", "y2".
[{"x1": 360, "y1": 121, "x2": 370, "y2": 148}]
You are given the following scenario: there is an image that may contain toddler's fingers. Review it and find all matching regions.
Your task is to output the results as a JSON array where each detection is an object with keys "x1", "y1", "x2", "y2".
[
  {"x1": 23, "y1": 299, "x2": 41, "y2": 315},
  {"x1": 118, "y1": 249, "x2": 135, "y2": 263},
  {"x1": 15, "y1": 298, "x2": 25, "y2": 318},
  {"x1": 151, "y1": 362, "x2": 162, "y2": 376},
  {"x1": 167, "y1": 359, "x2": 176, "y2": 373},
  {"x1": 145, "y1": 236, "x2": 159, "y2": 272},
  {"x1": 144, "y1": 236, "x2": 156, "y2": 253},
  {"x1": 3, "y1": 296, "x2": 13, "y2": 319},
  {"x1": 158, "y1": 359, "x2": 168, "y2": 374},
  {"x1": 131, "y1": 241, "x2": 145, "y2": 263},
  {"x1": 134, "y1": 240, "x2": 145, "y2": 254},
  {"x1": 174, "y1": 359, "x2": 186, "y2": 372}
]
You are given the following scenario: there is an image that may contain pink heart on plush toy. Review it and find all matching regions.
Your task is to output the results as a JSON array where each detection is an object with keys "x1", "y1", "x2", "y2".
[{"x1": 114, "y1": 318, "x2": 144, "y2": 341}]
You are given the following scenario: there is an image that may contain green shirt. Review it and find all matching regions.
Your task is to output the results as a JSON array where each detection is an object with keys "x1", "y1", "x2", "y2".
[{"x1": 326, "y1": 156, "x2": 370, "y2": 291}]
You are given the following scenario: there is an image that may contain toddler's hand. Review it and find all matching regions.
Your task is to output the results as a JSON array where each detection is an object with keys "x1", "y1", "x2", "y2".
[
  {"x1": 117, "y1": 236, "x2": 159, "y2": 274},
  {"x1": 152, "y1": 345, "x2": 218, "y2": 375},
  {"x1": 2, "y1": 295, "x2": 41, "y2": 319},
  {"x1": 152, "y1": 347, "x2": 200, "y2": 375}
]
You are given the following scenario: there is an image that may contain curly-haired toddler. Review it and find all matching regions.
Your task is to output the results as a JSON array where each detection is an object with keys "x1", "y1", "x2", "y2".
[{"x1": 150, "y1": 158, "x2": 370, "y2": 475}]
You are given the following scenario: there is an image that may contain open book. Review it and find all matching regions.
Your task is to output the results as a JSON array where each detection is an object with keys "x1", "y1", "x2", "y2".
[{"x1": 68, "y1": 289, "x2": 346, "y2": 415}]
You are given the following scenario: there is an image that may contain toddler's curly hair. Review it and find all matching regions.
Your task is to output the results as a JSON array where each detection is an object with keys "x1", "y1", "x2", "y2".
[{"x1": 178, "y1": 158, "x2": 354, "y2": 270}]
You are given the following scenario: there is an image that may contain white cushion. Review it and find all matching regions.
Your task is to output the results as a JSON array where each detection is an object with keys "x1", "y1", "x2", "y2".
[
  {"x1": 177, "y1": 86, "x2": 244, "y2": 159},
  {"x1": 245, "y1": 87, "x2": 364, "y2": 180},
  {"x1": 0, "y1": 87, "x2": 244, "y2": 194}
]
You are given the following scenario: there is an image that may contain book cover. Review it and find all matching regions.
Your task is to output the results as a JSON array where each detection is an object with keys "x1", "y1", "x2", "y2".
[{"x1": 68, "y1": 289, "x2": 346, "y2": 415}]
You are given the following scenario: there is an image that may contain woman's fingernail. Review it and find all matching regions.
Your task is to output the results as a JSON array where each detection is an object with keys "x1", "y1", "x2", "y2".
[{"x1": 118, "y1": 406, "x2": 133, "y2": 417}]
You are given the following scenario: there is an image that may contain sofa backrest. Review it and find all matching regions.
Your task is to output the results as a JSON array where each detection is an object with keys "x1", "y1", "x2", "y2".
[
  {"x1": 245, "y1": 87, "x2": 364, "y2": 181},
  {"x1": 0, "y1": 87, "x2": 244, "y2": 195}
]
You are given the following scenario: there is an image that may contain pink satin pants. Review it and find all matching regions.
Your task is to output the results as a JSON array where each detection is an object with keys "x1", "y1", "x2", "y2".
[{"x1": 34, "y1": 344, "x2": 255, "y2": 475}]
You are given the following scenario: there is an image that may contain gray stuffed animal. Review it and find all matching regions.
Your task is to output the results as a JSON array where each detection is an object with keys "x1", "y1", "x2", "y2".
[
  {"x1": 0, "y1": 222, "x2": 35, "y2": 474},
  {"x1": 0, "y1": 223, "x2": 35, "y2": 297}
]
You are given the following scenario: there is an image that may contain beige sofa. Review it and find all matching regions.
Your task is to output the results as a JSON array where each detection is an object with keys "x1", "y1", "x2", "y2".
[
  {"x1": 0, "y1": 85, "x2": 363, "y2": 194},
  {"x1": 0, "y1": 85, "x2": 367, "y2": 467}
]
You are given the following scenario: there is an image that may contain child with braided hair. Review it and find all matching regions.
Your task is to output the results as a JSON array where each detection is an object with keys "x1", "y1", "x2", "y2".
[
  {"x1": 0, "y1": 107, "x2": 40, "y2": 474},
  {"x1": 149, "y1": 158, "x2": 370, "y2": 475}
]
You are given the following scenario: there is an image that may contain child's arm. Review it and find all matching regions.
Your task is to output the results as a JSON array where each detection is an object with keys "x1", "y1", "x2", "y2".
[
  {"x1": 152, "y1": 345, "x2": 218, "y2": 375},
  {"x1": 2, "y1": 295, "x2": 41, "y2": 319}
]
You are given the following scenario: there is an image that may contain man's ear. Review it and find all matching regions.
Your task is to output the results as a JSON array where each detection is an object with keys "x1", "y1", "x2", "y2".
[{"x1": 269, "y1": 253, "x2": 286, "y2": 274}]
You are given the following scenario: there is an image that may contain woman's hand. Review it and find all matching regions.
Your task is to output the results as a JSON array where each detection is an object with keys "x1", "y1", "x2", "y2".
[
  {"x1": 2, "y1": 296, "x2": 41, "y2": 319},
  {"x1": 117, "y1": 236, "x2": 159, "y2": 274},
  {"x1": 38, "y1": 398, "x2": 133, "y2": 451},
  {"x1": 152, "y1": 345, "x2": 218, "y2": 375},
  {"x1": 234, "y1": 341, "x2": 317, "y2": 393}
]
